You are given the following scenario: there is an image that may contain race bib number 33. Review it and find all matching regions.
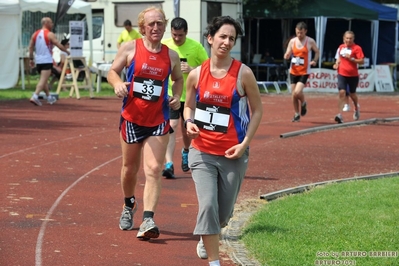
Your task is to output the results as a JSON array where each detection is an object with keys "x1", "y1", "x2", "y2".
[
  {"x1": 133, "y1": 76, "x2": 162, "y2": 102},
  {"x1": 194, "y1": 102, "x2": 230, "y2": 133}
]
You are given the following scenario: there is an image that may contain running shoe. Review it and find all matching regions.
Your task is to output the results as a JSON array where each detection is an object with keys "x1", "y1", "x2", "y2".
[
  {"x1": 162, "y1": 162, "x2": 175, "y2": 179},
  {"x1": 292, "y1": 114, "x2": 300, "y2": 122},
  {"x1": 342, "y1": 104, "x2": 350, "y2": 112},
  {"x1": 136, "y1": 217, "x2": 160, "y2": 239},
  {"x1": 47, "y1": 95, "x2": 57, "y2": 105},
  {"x1": 119, "y1": 202, "x2": 138, "y2": 231},
  {"x1": 181, "y1": 149, "x2": 190, "y2": 172},
  {"x1": 334, "y1": 114, "x2": 343, "y2": 124},
  {"x1": 300, "y1": 101, "x2": 307, "y2": 116},
  {"x1": 30, "y1": 97, "x2": 42, "y2": 106},
  {"x1": 196, "y1": 238, "x2": 208, "y2": 259},
  {"x1": 353, "y1": 109, "x2": 360, "y2": 121}
]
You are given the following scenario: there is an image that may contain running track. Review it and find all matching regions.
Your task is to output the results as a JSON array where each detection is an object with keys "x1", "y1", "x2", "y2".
[{"x1": 1, "y1": 92, "x2": 398, "y2": 265}]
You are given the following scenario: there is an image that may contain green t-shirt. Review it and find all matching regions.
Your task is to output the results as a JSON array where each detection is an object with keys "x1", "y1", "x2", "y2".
[
  {"x1": 117, "y1": 29, "x2": 141, "y2": 44},
  {"x1": 161, "y1": 37, "x2": 208, "y2": 101}
]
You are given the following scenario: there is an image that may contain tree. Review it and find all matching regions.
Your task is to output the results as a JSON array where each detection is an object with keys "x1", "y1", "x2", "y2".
[
  {"x1": 243, "y1": 0, "x2": 303, "y2": 17},
  {"x1": 373, "y1": 0, "x2": 399, "y2": 3}
]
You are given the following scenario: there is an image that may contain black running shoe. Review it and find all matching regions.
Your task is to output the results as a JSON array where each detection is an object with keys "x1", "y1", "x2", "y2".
[
  {"x1": 334, "y1": 115, "x2": 343, "y2": 124},
  {"x1": 162, "y1": 162, "x2": 175, "y2": 179},
  {"x1": 301, "y1": 101, "x2": 307, "y2": 116},
  {"x1": 292, "y1": 114, "x2": 300, "y2": 122}
]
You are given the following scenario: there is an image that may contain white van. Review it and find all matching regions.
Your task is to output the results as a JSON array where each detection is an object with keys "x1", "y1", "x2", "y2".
[{"x1": 55, "y1": 0, "x2": 244, "y2": 65}]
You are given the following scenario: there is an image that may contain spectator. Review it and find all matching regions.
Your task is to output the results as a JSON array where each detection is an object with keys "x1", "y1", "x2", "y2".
[{"x1": 117, "y1": 19, "x2": 141, "y2": 49}]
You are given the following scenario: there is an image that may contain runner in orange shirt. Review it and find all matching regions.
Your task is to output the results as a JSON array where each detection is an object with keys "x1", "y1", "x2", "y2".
[{"x1": 284, "y1": 22, "x2": 319, "y2": 122}]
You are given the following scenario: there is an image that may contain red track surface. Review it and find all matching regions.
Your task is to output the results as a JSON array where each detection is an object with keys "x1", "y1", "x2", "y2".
[{"x1": 1, "y1": 93, "x2": 398, "y2": 265}]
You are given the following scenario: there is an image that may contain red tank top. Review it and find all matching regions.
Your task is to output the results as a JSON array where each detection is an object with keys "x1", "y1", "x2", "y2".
[
  {"x1": 192, "y1": 59, "x2": 250, "y2": 156},
  {"x1": 121, "y1": 39, "x2": 171, "y2": 126}
]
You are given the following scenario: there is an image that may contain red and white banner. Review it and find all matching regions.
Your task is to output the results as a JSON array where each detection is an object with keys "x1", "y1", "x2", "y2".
[{"x1": 304, "y1": 68, "x2": 375, "y2": 93}]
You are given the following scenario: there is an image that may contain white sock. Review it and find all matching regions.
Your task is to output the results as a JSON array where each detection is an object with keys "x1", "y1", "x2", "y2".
[
  {"x1": 209, "y1": 260, "x2": 220, "y2": 266},
  {"x1": 33, "y1": 93, "x2": 39, "y2": 99}
]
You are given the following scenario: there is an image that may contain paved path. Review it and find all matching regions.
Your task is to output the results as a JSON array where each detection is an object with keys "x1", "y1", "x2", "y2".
[{"x1": 1, "y1": 92, "x2": 398, "y2": 265}]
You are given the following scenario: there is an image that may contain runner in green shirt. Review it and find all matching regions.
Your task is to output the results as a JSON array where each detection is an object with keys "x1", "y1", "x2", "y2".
[{"x1": 161, "y1": 17, "x2": 209, "y2": 179}]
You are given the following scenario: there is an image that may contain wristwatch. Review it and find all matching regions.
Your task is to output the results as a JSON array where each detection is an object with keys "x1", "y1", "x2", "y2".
[
  {"x1": 184, "y1": 118, "x2": 194, "y2": 129},
  {"x1": 351, "y1": 57, "x2": 355, "y2": 62}
]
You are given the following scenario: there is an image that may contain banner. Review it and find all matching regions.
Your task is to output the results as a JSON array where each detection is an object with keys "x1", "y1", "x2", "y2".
[
  {"x1": 374, "y1": 65, "x2": 394, "y2": 92},
  {"x1": 55, "y1": 0, "x2": 75, "y2": 26},
  {"x1": 304, "y1": 68, "x2": 375, "y2": 93},
  {"x1": 69, "y1": 21, "x2": 84, "y2": 57}
]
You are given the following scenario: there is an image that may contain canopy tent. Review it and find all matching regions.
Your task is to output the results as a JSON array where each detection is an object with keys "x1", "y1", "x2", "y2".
[
  {"x1": 347, "y1": 0, "x2": 397, "y2": 65},
  {"x1": 244, "y1": 0, "x2": 378, "y2": 68},
  {"x1": 0, "y1": 0, "x2": 93, "y2": 89}
]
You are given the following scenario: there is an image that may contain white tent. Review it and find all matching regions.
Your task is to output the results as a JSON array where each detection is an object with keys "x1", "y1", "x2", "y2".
[{"x1": 0, "y1": 0, "x2": 93, "y2": 89}]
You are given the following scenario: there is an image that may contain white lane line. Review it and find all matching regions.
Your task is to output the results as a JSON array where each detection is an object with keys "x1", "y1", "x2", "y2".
[{"x1": 35, "y1": 155, "x2": 121, "y2": 266}]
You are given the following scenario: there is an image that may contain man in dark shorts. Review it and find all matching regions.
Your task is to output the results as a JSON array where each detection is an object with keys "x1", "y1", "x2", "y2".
[
  {"x1": 28, "y1": 17, "x2": 69, "y2": 106},
  {"x1": 284, "y1": 21, "x2": 319, "y2": 122}
]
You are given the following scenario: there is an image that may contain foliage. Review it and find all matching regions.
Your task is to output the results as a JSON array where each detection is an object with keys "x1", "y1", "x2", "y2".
[
  {"x1": 374, "y1": 0, "x2": 399, "y2": 3},
  {"x1": 243, "y1": 0, "x2": 303, "y2": 17}
]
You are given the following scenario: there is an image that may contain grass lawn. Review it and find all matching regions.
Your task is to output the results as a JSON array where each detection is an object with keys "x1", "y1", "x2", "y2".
[
  {"x1": 241, "y1": 177, "x2": 399, "y2": 266},
  {"x1": 0, "y1": 75, "x2": 115, "y2": 100}
]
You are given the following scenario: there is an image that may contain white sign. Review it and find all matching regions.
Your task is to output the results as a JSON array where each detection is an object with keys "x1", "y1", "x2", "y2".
[
  {"x1": 303, "y1": 68, "x2": 375, "y2": 93},
  {"x1": 374, "y1": 65, "x2": 394, "y2": 92},
  {"x1": 69, "y1": 21, "x2": 84, "y2": 57}
]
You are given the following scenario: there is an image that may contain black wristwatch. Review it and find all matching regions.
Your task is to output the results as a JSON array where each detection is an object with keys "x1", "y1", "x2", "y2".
[{"x1": 184, "y1": 118, "x2": 194, "y2": 129}]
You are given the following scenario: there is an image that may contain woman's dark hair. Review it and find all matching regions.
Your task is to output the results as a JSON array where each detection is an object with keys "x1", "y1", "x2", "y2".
[{"x1": 203, "y1": 16, "x2": 243, "y2": 45}]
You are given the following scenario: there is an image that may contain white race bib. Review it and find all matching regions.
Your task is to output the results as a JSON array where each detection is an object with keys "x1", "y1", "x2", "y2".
[
  {"x1": 133, "y1": 76, "x2": 162, "y2": 102},
  {"x1": 194, "y1": 102, "x2": 230, "y2": 133}
]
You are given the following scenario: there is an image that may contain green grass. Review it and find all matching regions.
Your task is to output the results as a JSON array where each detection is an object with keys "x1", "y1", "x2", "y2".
[
  {"x1": 0, "y1": 75, "x2": 115, "y2": 100},
  {"x1": 241, "y1": 177, "x2": 399, "y2": 266}
]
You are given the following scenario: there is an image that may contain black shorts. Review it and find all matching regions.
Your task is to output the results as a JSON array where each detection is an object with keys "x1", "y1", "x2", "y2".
[
  {"x1": 119, "y1": 117, "x2": 173, "y2": 144},
  {"x1": 36, "y1": 63, "x2": 53, "y2": 74},
  {"x1": 169, "y1": 102, "x2": 185, "y2": 120},
  {"x1": 337, "y1": 74, "x2": 359, "y2": 94},
  {"x1": 290, "y1": 74, "x2": 309, "y2": 84}
]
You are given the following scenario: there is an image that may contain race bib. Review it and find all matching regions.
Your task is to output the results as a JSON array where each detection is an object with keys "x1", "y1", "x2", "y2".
[
  {"x1": 291, "y1": 56, "x2": 304, "y2": 66},
  {"x1": 340, "y1": 47, "x2": 352, "y2": 57},
  {"x1": 194, "y1": 102, "x2": 230, "y2": 133},
  {"x1": 133, "y1": 76, "x2": 162, "y2": 102}
]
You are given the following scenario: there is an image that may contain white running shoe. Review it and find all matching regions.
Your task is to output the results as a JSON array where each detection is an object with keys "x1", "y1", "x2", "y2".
[
  {"x1": 47, "y1": 95, "x2": 57, "y2": 105},
  {"x1": 342, "y1": 104, "x2": 350, "y2": 112},
  {"x1": 30, "y1": 97, "x2": 42, "y2": 106},
  {"x1": 196, "y1": 238, "x2": 208, "y2": 259}
]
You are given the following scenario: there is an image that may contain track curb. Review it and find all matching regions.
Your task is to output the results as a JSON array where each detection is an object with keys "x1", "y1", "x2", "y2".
[{"x1": 280, "y1": 117, "x2": 399, "y2": 138}]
